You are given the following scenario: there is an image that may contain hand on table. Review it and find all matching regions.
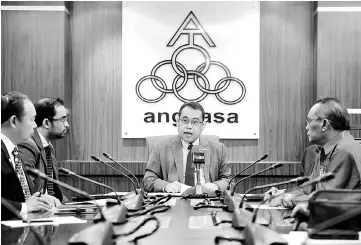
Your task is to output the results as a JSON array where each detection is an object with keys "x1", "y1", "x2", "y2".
[
  {"x1": 164, "y1": 181, "x2": 181, "y2": 193},
  {"x1": 26, "y1": 192, "x2": 52, "y2": 212}
]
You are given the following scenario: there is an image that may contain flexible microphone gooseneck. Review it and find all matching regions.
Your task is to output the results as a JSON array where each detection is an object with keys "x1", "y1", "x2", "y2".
[
  {"x1": 91, "y1": 155, "x2": 138, "y2": 195},
  {"x1": 102, "y1": 152, "x2": 141, "y2": 189},
  {"x1": 59, "y1": 167, "x2": 121, "y2": 205},
  {"x1": 227, "y1": 154, "x2": 268, "y2": 190},
  {"x1": 231, "y1": 162, "x2": 283, "y2": 196},
  {"x1": 1, "y1": 197, "x2": 46, "y2": 245},
  {"x1": 250, "y1": 176, "x2": 310, "y2": 223},
  {"x1": 25, "y1": 168, "x2": 106, "y2": 221}
]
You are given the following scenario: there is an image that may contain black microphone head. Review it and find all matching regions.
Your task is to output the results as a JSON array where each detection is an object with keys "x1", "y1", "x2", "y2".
[
  {"x1": 91, "y1": 155, "x2": 101, "y2": 162},
  {"x1": 272, "y1": 162, "x2": 283, "y2": 169},
  {"x1": 260, "y1": 154, "x2": 268, "y2": 160},
  {"x1": 102, "y1": 152, "x2": 111, "y2": 159},
  {"x1": 295, "y1": 176, "x2": 310, "y2": 184},
  {"x1": 319, "y1": 172, "x2": 335, "y2": 182}
]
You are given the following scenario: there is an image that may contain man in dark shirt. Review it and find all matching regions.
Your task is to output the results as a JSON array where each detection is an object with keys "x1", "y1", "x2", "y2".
[{"x1": 265, "y1": 97, "x2": 361, "y2": 207}]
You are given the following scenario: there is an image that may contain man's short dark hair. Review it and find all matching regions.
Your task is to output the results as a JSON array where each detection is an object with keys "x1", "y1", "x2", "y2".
[
  {"x1": 314, "y1": 97, "x2": 351, "y2": 131},
  {"x1": 34, "y1": 97, "x2": 65, "y2": 127},
  {"x1": 1, "y1": 91, "x2": 30, "y2": 124},
  {"x1": 178, "y1": 102, "x2": 205, "y2": 121}
]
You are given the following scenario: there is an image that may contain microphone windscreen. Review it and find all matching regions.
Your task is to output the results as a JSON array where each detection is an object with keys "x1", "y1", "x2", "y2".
[
  {"x1": 260, "y1": 154, "x2": 268, "y2": 160},
  {"x1": 272, "y1": 162, "x2": 283, "y2": 169},
  {"x1": 191, "y1": 145, "x2": 207, "y2": 154},
  {"x1": 91, "y1": 155, "x2": 101, "y2": 161},
  {"x1": 25, "y1": 167, "x2": 39, "y2": 177},
  {"x1": 319, "y1": 172, "x2": 335, "y2": 182}
]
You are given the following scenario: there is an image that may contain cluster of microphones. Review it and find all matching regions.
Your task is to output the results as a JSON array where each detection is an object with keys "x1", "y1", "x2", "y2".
[{"x1": 4, "y1": 150, "x2": 337, "y2": 245}]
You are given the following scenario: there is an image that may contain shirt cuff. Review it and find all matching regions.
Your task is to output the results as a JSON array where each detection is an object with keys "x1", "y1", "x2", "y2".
[{"x1": 20, "y1": 202, "x2": 28, "y2": 216}]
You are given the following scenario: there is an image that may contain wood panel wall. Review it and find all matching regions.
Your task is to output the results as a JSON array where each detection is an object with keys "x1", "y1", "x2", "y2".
[
  {"x1": 1, "y1": 1, "x2": 71, "y2": 158},
  {"x1": 315, "y1": 1, "x2": 361, "y2": 138},
  {"x1": 3, "y1": 2, "x2": 359, "y2": 196}
]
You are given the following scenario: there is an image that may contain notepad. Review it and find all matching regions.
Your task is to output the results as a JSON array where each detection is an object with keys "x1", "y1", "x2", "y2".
[{"x1": 1, "y1": 216, "x2": 87, "y2": 228}]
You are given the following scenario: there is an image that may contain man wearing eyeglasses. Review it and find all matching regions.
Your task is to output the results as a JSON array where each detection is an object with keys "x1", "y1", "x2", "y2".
[
  {"x1": 264, "y1": 97, "x2": 361, "y2": 208},
  {"x1": 18, "y1": 97, "x2": 70, "y2": 205},
  {"x1": 143, "y1": 102, "x2": 232, "y2": 193}
]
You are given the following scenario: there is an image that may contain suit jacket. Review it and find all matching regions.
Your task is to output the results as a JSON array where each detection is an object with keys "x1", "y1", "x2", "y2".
[
  {"x1": 17, "y1": 129, "x2": 67, "y2": 202},
  {"x1": 143, "y1": 135, "x2": 232, "y2": 192},
  {"x1": 1, "y1": 141, "x2": 34, "y2": 220}
]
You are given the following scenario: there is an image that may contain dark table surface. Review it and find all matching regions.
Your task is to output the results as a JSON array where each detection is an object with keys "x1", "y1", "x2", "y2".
[{"x1": 1, "y1": 198, "x2": 294, "y2": 245}]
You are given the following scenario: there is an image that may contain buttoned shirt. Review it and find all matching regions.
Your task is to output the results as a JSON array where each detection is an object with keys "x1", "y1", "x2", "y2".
[{"x1": 1, "y1": 133, "x2": 28, "y2": 215}]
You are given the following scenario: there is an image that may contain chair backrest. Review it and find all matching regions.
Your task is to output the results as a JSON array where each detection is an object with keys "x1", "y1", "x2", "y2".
[{"x1": 146, "y1": 134, "x2": 220, "y2": 158}]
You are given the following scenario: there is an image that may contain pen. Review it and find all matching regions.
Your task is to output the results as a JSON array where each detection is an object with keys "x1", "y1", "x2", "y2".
[
  {"x1": 23, "y1": 220, "x2": 53, "y2": 223},
  {"x1": 39, "y1": 190, "x2": 42, "y2": 197}
]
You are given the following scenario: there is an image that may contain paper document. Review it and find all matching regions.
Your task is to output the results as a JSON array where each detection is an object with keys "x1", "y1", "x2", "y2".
[
  {"x1": 250, "y1": 204, "x2": 289, "y2": 210},
  {"x1": 1, "y1": 216, "x2": 87, "y2": 228},
  {"x1": 65, "y1": 199, "x2": 110, "y2": 206}
]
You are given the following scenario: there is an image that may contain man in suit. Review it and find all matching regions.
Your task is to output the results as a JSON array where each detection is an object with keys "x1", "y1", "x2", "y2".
[
  {"x1": 18, "y1": 97, "x2": 69, "y2": 205},
  {"x1": 1, "y1": 92, "x2": 52, "y2": 220},
  {"x1": 143, "y1": 102, "x2": 232, "y2": 193},
  {"x1": 264, "y1": 97, "x2": 361, "y2": 207}
]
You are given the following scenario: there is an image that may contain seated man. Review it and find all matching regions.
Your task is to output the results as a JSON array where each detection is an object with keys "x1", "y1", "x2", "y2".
[
  {"x1": 264, "y1": 97, "x2": 361, "y2": 207},
  {"x1": 18, "y1": 97, "x2": 70, "y2": 205},
  {"x1": 1, "y1": 92, "x2": 53, "y2": 220},
  {"x1": 143, "y1": 102, "x2": 232, "y2": 193}
]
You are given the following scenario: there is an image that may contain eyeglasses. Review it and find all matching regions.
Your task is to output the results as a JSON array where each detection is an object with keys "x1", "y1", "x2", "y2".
[
  {"x1": 178, "y1": 118, "x2": 203, "y2": 127},
  {"x1": 306, "y1": 117, "x2": 331, "y2": 125},
  {"x1": 306, "y1": 117, "x2": 324, "y2": 125},
  {"x1": 50, "y1": 116, "x2": 68, "y2": 124}
]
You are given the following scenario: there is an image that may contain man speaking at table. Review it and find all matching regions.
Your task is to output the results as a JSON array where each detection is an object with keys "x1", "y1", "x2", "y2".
[{"x1": 143, "y1": 102, "x2": 232, "y2": 193}]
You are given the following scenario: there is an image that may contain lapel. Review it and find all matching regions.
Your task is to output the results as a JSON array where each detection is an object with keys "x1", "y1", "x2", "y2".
[
  {"x1": 199, "y1": 136, "x2": 210, "y2": 182},
  {"x1": 32, "y1": 129, "x2": 48, "y2": 170},
  {"x1": 1, "y1": 140, "x2": 16, "y2": 173},
  {"x1": 172, "y1": 136, "x2": 183, "y2": 183}
]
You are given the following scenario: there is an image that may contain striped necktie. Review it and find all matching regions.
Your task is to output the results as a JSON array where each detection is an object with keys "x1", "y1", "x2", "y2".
[
  {"x1": 12, "y1": 147, "x2": 31, "y2": 200},
  {"x1": 44, "y1": 145, "x2": 55, "y2": 195}
]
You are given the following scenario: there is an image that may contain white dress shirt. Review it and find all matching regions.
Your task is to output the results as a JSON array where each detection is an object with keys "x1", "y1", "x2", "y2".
[{"x1": 1, "y1": 133, "x2": 28, "y2": 215}]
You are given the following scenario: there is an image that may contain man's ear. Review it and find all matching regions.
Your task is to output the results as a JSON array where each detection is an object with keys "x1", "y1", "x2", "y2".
[
  {"x1": 43, "y1": 118, "x2": 51, "y2": 129},
  {"x1": 321, "y1": 119, "x2": 328, "y2": 131},
  {"x1": 9, "y1": 115, "x2": 17, "y2": 129}
]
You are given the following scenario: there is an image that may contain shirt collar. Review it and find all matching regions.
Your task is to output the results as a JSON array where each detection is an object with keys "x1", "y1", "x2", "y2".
[
  {"x1": 1, "y1": 132, "x2": 16, "y2": 154},
  {"x1": 37, "y1": 130, "x2": 49, "y2": 147},
  {"x1": 322, "y1": 131, "x2": 343, "y2": 155},
  {"x1": 181, "y1": 138, "x2": 199, "y2": 151}
]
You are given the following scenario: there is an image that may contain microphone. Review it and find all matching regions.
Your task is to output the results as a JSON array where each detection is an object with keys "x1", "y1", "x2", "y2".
[
  {"x1": 299, "y1": 172, "x2": 335, "y2": 188},
  {"x1": 227, "y1": 154, "x2": 268, "y2": 190},
  {"x1": 102, "y1": 152, "x2": 141, "y2": 190},
  {"x1": 59, "y1": 167, "x2": 121, "y2": 205},
  {"x1": 91, "y1": 155, "x2": 139, "y2": 196},
  {"x1": 181, "y1": 145, "x2": 215, "y2": 198},
  {"x1": 25, "y1": 168, "x2": 106, "y2": 221},
  {"x1": 231, "y1": 162, "x2": 283, "y2": 196},
  {"x1": 250, "y1": 176, "x2": 310, "y2": 223},
  {"x1": 1, "y1": 197, "x2": 46, "y2": 245},
  {"x1": 91, "y1": 156, "x2": 144, "y2": 210}
]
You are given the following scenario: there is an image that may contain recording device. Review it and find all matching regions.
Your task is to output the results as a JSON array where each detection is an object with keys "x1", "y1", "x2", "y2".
[{"x1": 192, "y1": 146, "x2": 206, "y2": 195}]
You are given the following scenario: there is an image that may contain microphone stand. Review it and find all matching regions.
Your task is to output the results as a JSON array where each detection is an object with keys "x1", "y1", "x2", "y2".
[
  {"x1": 59, "y1": 167, "x2": 121, "y2": 205},
  {"x1": 91, "y1": 156, "x2": 144, "y2": 210},
  {"x1": 226, "y1": 154, "x2": 268, "y2": 191},
  {"x1": 25, "y1": 168, "x2": 115, "y2": 245}
]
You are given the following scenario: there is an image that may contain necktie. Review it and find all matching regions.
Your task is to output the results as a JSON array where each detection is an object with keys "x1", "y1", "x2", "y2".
[
  {"x1": 184, "y1": 144, "x2": 194, "y2": 186},
  {"x1": 12, "y1": 147, "x2": 31, "y2": 200},
  {"x1": 44, "y1": 145, "x2": 55, "y2": 196},
  {"x1": 317, "y1": 148, "x2": 327, "y2": 190}
]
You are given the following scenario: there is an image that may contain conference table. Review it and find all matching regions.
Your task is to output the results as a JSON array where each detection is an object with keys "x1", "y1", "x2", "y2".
[{"x1": 1, "y1": 194, "x2": 354, "y2": 245}]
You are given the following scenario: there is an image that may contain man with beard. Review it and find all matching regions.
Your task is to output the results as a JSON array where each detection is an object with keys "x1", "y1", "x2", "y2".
[
  {"x1": 143, "y1": 102, "x2": 232, "y2": 193},
  {"x1": 18, "y1": 98, "x2": 70, "y2": 205}
]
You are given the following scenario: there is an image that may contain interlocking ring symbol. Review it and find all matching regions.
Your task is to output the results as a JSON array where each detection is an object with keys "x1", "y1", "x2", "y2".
[{"x1": 136, "y1": 44, "x2": 247, "y2": 105}]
